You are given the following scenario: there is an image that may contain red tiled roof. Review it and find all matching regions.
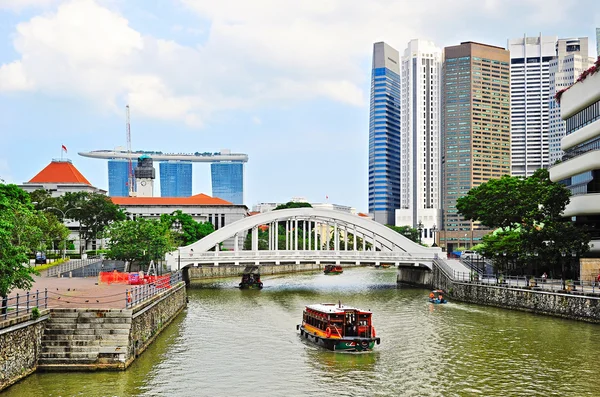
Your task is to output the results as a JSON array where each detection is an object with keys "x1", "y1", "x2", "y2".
[
  {"x1": 248, "y1": 211, "x2": 260, "y2": 216},
  {"x1": 111, "y1": 193, "x2": 233, "y2": 206},
  {"x1": 358, "y1": 213, "x2": 370, "y2": 217},
  {"x1": 29, "y1": 161, "x2": 91, "y2": 185}
]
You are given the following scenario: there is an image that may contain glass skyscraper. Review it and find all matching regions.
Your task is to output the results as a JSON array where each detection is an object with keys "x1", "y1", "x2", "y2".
[
  {"x1": 160, "y1": 162, "x2": 192, "y2": 197},
  {"x1": 108, "y1": 159, "x2": 130, "y2": 197},
  {"x1": 211, "y1": 162, "x2": 244, "y2": 204},
  {"x1": 369, "y1": 42, "x2": 401, "y2": 225}
]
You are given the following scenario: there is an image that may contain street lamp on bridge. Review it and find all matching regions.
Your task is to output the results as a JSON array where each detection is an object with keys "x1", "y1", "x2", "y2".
[{"x1": 417, "y1": 220, "x2": 423, "y2": 245}]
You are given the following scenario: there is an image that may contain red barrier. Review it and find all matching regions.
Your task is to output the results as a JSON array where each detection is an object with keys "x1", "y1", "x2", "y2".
[{"x1": 99, "y1": 271, "x2": 171, "y2": 287}]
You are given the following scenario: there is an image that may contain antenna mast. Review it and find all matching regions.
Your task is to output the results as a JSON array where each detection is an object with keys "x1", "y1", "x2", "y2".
[{"x1": 126, "y1": 105, "x2": 134, "y2": 196}]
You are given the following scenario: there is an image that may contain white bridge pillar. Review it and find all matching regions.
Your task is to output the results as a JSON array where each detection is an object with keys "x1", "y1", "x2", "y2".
[{"x1": 252, "y1": 226, "x2": 259, "y2": 251}]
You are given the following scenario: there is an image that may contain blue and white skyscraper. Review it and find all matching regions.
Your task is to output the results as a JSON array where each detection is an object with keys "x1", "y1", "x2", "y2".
[
  {"x1": 108, "y1": 159, "x2": 130, "y2": 197},
  {"x1": 160, "y1": 161, "x2": 192, "y2": 197},
  {"x1": 369, "y1": 42, "x2": 401, "y2": 225},
  {"x1": 211, "y1": 162, "x2": 244, "y2": 205}
]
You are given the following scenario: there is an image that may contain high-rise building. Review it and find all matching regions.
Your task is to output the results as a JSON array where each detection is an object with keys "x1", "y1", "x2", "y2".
[
  {"x1": 368, "y1": 42, "x2": 401, "y2": 225},
  {"x1": 548, "y1": 62, "x2": 600, "y2": 259},
  {"x1": 508, "y1": 35, "x2": 557, "y2": 177},
  {"x1": 596, "y1": 28, "x2": 599, "y2": 57},
  {"x1": 441, "y1": 42, "x2": 511, "y2": 251},
  {"x1": 108, "y1": 159, "x2": 130, "y2": 197},
  {"x1": 395, "y1": 39, "x2": 442, "y2": 246},
  {"x1": 549, "y1": 38, "x2": 594, "y2": 164},
  {"x1": 211, "y1": 162, "x2": 244, "y2": 205},
  {"x1": 160, "y1": 161, "x2": 192, "y2": 197}
]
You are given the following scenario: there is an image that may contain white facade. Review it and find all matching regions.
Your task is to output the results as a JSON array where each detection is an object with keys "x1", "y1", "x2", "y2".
[
  {"x1": 396, "y1": 39, "x2": 442, "y2": 246},
  {"x1": 549, "y1": 69, "x2": 600, "y2": 253},
  {"x1": 509, "y1": 35, "x2": 557, "y2": 177},
  {"x1": 253, "y1": 200, "x2": 357, "y2": 215},
  {"x1": 549, "y1": 37, "x2": 594, "y2": 164},
  {"x1": 135, "y1": 178, "x2": 154, "y2": 197}
]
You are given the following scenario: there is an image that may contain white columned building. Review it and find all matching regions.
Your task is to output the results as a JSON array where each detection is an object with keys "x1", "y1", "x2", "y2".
[
  {"x1": 508, "y1": 34, "x2": 557, "y2": 177},
  {"x1": 548, "y1": 37, "x2": 594, "y2": 164},
  {"x1": 396, "y1": 39, "x2": 442, "y2": 246}
]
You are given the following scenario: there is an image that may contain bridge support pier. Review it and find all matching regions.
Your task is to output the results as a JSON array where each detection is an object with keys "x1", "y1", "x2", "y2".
[{"x1": 397, "y1": 265, "x2": 433, "y2": 288}]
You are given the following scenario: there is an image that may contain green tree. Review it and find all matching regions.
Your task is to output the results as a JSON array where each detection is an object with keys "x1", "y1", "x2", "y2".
[
  {"x1": 456, "y1": 169, "x2": 589, "y2": 276},
  {"x1": 0, "y1": 184, "x2": 41, "y2": 314},
  {"x1": 59, "y1": 192, "x2": 126, "y2": 250},
  {"x1": 386, "y1": 225, "x2": 420, "y2": 244},
  {"x1": 104, "y1": 218, "x2": 174, "y2": 271},
  {"x1": 159, "y1": 210, "x2": 214, "y2": 246},
  {"x1": 273, "y1": 202, "x2": 312, "y2": 210}
]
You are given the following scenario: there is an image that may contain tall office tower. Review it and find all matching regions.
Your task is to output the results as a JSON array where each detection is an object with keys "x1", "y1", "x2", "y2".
[
  {"x1": 396, "y1": 39, "x2": 442, "y2": 246},
  {"x1": 596, "y1": 28, "x2": 600, "y2": 57},
  {"x1": 441, "y1": 42, "x2": 511, "y2": 251},
  {"x1": 368, "y1": 42, "x2": 401, "y2": 225},
  {"x1": 108, "y1": 159, "x2": 130, "y2": 197},
  {"x1": 160, "y1": 161, "x2": 192, "y2": 197},
  {"x1": 549, "y1": 38, "x2": 593, "y2": 164},
  {"x1": 211, "y1": 162, "x2": 244, "y2": 204},
  {"x1": 508, "y1": 35, "x2": 557, "y2": 177}
]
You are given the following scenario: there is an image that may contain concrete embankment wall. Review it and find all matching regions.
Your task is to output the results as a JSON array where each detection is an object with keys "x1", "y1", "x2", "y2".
[
  {"x1": 0, "y1": 310, "x2": 50, "y2": 392},
  {"x1": 397, "y1": 265, "x2": 600, "y2": 324},
  {"x1": 127, "y1": 283, "x2": 187, "y2": 366},
  {"x1": 187, "y1": 262, "x2": 363, "y2": 285},
  {"x1": 0, "y1": 283, "x2": 187, "y2": 392}
]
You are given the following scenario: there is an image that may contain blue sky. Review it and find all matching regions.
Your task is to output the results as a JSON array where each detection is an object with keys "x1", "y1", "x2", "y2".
[{"x1": 0, "y1": 0, "x2": 598, "y2": 211}]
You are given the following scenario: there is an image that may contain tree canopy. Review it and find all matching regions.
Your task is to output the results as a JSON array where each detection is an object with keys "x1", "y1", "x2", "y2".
[
  {"x1": 159, "y1": 210, "x2": 214, "y2": 246},
  {"x1": 31, "y1": 190, "x2": 126, "y2": 248},
  {"x1": 456, "y1": 169, "x2": 589, "y2": 277},
  {"x1": 0, "y1": 184, "x2": 43, "y2": 312},
  {"x1": 273, "y1": 202, "x2": 312, "y2": 210},
  {"x1": 386, "y1": 225, "x2": 420, "y2": 244},
  {"x1": 104, "y1": 218, "x2": 174, "y2": 271}
]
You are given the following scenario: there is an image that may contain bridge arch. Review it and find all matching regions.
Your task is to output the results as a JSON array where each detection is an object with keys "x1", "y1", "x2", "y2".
[{"x1": 166, "y1": 208, "x2": 441, "y2": 269}]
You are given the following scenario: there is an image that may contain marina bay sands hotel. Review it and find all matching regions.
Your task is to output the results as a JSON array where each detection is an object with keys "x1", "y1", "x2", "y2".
[{"x1": 78, "y1": 149, "x2": 248, "y2": 204}]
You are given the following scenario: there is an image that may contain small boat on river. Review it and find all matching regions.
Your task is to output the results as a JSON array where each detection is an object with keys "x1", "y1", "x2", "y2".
[
  {"x1": 429, "y1": 289, "x2": 447, "y2": 304},
  {"x1": 324, "y1": 265, "x2": 343, "y2": 275},
  {"x1": 239, "y1": 266, "x2": 263, "y2": 289},
  {"x1": 297, "y1": 302, "x2": 380, "y2": 352}
]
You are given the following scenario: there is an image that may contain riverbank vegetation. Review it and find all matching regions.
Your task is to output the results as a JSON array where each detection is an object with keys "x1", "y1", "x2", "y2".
[{"x1": 457, "y1": 169, "x2": 589, "y2": 278}]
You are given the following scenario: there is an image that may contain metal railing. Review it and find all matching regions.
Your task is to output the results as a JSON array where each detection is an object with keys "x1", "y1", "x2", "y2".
[
  {"x1": 125, "y1": 271, "x2": 183, "y2": 309},
  {"x1": 47, "y1": 257, "x2": 103, "y2": 277},
  {"x1": 1, "y1": 289, "x2": 48, "y2": 321},
  {"x1": 451, "y1": 272, "x2": 600, "y2": 295}
]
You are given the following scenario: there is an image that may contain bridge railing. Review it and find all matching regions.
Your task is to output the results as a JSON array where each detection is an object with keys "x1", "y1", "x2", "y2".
[
  {"x1": 186, "y1": 250, "x2": 438, "y2": 260},
  {"x1": 47, "y1": 257, "x2": 103, "y2": 277}
]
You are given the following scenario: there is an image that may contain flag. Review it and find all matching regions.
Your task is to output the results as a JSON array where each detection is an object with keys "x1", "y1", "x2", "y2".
[{"x1": 61, "y1": 145, "x2": 68, "y2": 153}]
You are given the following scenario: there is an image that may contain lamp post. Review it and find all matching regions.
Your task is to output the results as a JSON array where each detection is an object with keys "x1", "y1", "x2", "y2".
[
  {"x1": 170, "y1": 220, "x2": 182, "y2": 272},
  {"x1": 431, "y1": 224, "x2": 438, "y2": 247},
  {"x1": 45, "y1": 206, "x2": 82, "y2": 259},
  {"x1": 417, "y1": 220, "x2": 423, "y2": 245}
]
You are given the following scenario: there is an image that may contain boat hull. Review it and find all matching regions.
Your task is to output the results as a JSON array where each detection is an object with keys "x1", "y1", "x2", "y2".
[
  {"x1": 239, "y1": 282, "x2": 263, "y2": 289},
  {"x1": 298, "y1": 326, "x2": 379, "y2": 352},
  {"x1": 324, "y1": 271, "x2": 343, "y2": 275},
  {"x1": 429, "y1": 298, "x2": 447, "y2": 304}
]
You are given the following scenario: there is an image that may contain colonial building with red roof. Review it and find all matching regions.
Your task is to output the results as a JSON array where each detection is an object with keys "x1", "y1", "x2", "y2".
[{"x1": 19, "y1": 159, "x2": 106, "y2": 196}]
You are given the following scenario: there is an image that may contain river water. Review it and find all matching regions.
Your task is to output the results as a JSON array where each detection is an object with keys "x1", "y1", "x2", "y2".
[{"x1": 4, "y1": 267, "x2": 600, "y2": 396}]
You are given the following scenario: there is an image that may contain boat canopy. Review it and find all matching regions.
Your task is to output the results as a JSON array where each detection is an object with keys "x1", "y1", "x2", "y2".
[{"x1": 305, "y1": 303, "x2": 372, "y2": 315}]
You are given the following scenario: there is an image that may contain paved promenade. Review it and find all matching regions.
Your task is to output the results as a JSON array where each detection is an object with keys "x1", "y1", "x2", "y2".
[{"x1": 11, "y1": 276, "x2": 130, "y2": 309}]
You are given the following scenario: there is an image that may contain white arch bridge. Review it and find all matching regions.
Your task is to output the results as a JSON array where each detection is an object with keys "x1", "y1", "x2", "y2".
[{"x1": 165, "y1": 208, "x2": 442, "y2": 270}]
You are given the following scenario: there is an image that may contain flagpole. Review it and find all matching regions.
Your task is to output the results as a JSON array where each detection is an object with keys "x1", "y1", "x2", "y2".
[{"x1": 61, "y1": 146, "x2": 63, "y2": 161}]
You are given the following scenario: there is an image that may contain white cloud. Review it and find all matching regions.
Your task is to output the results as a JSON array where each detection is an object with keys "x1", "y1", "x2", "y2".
[
  {"x1": 0, "y1": 0, "x2": 588, "y2": 126},
  {"x1": 252, "y1": 116, "x2": 261, "y2": 125},
  {"x1": 0, "y1": 61, "x2": 34, "y2": 91},
  {"x1": 0, "y1": 0, "x2": 59, "y2": 10}
]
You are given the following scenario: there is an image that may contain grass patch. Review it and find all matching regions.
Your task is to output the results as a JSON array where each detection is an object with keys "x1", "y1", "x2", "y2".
[{"x1": 33, "y1": 258, "x2": 70, "y2": 272}]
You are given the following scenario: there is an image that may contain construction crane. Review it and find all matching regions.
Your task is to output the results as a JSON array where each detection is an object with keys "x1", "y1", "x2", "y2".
[{"x1": 126, "y1": 105, "x2": 134, "y2": 196}]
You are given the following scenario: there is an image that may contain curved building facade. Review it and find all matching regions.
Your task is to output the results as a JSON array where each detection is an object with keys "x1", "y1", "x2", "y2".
[{"x1": 549, "y1": 66, "x2": 600, "y2": 253}]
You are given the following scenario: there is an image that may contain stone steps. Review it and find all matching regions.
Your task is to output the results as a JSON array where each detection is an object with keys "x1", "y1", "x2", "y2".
[{"x1": 39, "y1": 309, "x2": 132, "y2": 367}]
